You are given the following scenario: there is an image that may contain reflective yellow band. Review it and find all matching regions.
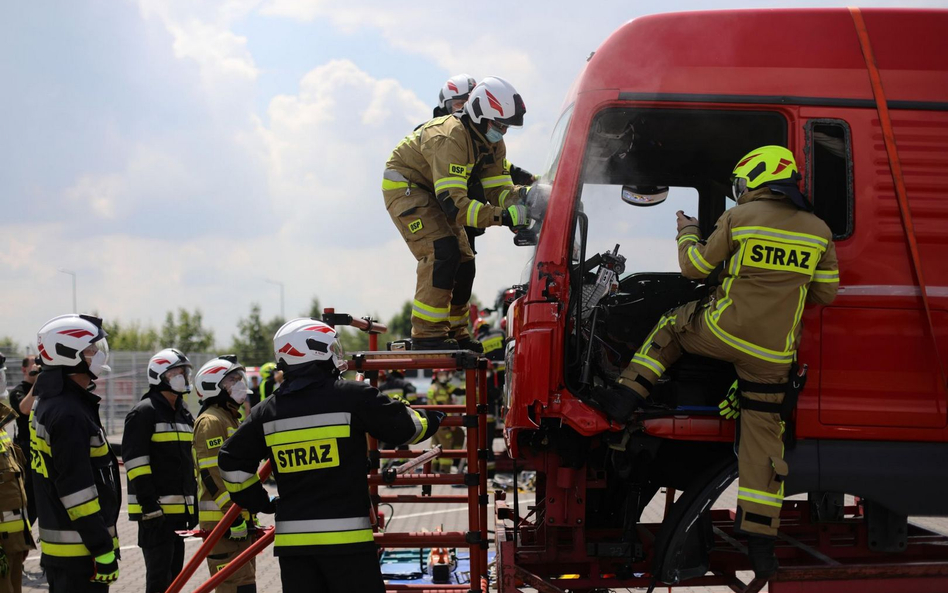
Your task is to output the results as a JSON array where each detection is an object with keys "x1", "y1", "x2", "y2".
[
  {"x1": 434, "y1": 177, "x2": 467, "y2": 192},
  {"x1": 215, "y1": 491, "x2": 231, "y2": 507},
  {"x1": 128, "y1": 503, "x2": 189, "y2": 515},
  {"x1": 198, "y1": 457, "x2": 218, "y2": 469},
  {"x1": 0, "y1": 518, "x2": 25, "y2": 534},
  {"x1": 677, "y1": 234, "x2": 699, "y2": 245},
  {"x1": 738, "y1": 487, "x2": 784, "y2": 508},
  {"x1": 90, "y1": 443, "x2": 109, "y2": 458},
  {"x1": 480, "y1": 175, "x2": 512, "y2": 189},
  {"x1": 127, "y1": 465, "x2": 152, "y2": 480},
  {"x1": 449, "y1": 309, "x2": 470, "y2": 323},
  {"x1": 412, "y1": 300, "x2": 449, "y2": 322},
  {"x1": 632, "y1": 354, "x2": 665, "y2": 377},
  {"x1": 408, "y1": 409, "x2": 429, "y2": 445},
  {"x1": 41, "y1": 537, "x2": 119, "y2": 558},
  {"x1": 264, "y1": 425, "x2": 350, "y2": 447},
  {"x1": 732, "y1": 226, "x2": 828, "y2": 249},
  {"x1": 498, "y1": 189, "x2": 511, "y2": 209},
  {"x1": 66, "y1": 498, "x2": 101, "y2": 521},
  {"x1": 706, "y1": 311, "x2": 794, "y2": 363},
  {"x1": 382, "y1": 179, "x2": 409, "y2": 191},
  {"x1": 813, "y1": 270, "x2": 839, "y2": 283},
  {"x1": 274, "y1": 529, "x2": 374, "y2": 547},
  {"x1": 151, "y1": 432, "x2": 193, "y2": 443},
  {"x1": 687, "y1": 245, "x2": 713, "y2": 275},
  {"x1": 466, "y1": 200, "x2": 483, "y2": 227},
  {"x1": 199, "y1": 510, "x2": 225, "y2": 522},
  {"x1": 224, "y1": 474, "x2": 260, "y2": 493}
]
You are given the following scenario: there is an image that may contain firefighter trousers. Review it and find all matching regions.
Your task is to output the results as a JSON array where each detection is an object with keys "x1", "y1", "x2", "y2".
[
  {"x1": 618, "y1": 300, "x2": 790, "y2": 537},
  {"x1": 431, "y1": 427, "x2": 464, "y2": 472},
  {"x1": 384, "y1": 183, "x2": 475, "y2": 341},
  {"x1": 278, "y1": 552, "x2": 384, "y2": 593},
  {"x1": 205, "y1": 538, "x2": 256, "y2": 593}
]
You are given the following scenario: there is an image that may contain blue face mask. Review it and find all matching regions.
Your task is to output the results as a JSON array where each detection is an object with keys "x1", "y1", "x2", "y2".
[{"x1": 485, "y1": 126, "x2": 504, "y2": 143}]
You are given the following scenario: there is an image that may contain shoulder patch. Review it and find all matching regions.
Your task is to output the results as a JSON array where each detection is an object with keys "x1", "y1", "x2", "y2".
[
  {"x1": 449, "y1": 163, "x2": 469, "y2": 177},
  {"x1": 206, "y1": 436, "x2": 224, "y2": 449}
]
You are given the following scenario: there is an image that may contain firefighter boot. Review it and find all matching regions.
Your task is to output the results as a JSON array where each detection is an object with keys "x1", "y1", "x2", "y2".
[
  {"x1": 456, "y1": 337, "x2": 483, "y2": 353},
  {"x1": 747, "y1": 535, "x2": 778, "y2": 580},
  {"x1": 413, "y1": 337, "x2": 460, "y2": 351}
]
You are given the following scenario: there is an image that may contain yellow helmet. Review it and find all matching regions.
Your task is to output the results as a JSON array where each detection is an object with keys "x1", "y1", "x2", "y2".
[
  {"x1": 260, "y1": 361, "x2": 277, "y2": 379},
  {"x1": 731, "y1": 145, "x2": 808, "y2": 209}
]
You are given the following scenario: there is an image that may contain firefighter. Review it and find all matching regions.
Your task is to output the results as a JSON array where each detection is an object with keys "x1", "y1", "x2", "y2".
[
  {"x1": 378, "y1": 370, "x2": 419, "y2": 404},
  {"x1": 0, "y1": 372, "x2": 34, "y2": 593},
  {"x1": 192, "y1": 356, "x2": 256, "y2": 593},
  {"x1": 7, "y1": 356, "x2": 39, "y2": 525},
  {"x1": 384, "y1": 76, "x2": 531, "y2": 351},
  {"x1": 31, "y1": 314, "x2": 121, "y2": 591},
  {"x1": 122, "y1": 348, "x2": 197, "y2": 593},
  {"x1": 598, "y1": 146, "x2": 839, "y2": 579},
  {"x1": 427, "y1": 370, "x2": 464, "y2": 473},
  {"x1": 257, "y1": 362, "x2": 277, "y2": 403},
  {"x1": 218, "y1": 319, "x2": 443, "y2": 593},
  {"x1": 428, "y1": 75, "x2": 538, "y2": 255}
]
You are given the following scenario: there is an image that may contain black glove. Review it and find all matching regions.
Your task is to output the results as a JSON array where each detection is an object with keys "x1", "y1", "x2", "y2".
[
  {"x1": 91, "y1": 551, "x2": 119, "y2": 584},
  {"x1": 587, "y1": 384, "x2": 645, "y2": 422},
  {"x1": 226, "y1": 517, "x2": 249, "y2": 541},
  {"x1": 501, "y1": 205, "x2": 530, "y2": 229},
  {"x1": 259, "y1": 496, "x2": 278, "y2": 515},
  {"x1": 428, "y1": 410, "x2": 446, "y2": 427}
]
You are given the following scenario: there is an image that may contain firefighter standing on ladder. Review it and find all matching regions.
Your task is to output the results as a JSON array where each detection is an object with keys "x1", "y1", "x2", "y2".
[
  {"x1": 383, "y1": 76, "x2": 532, "y2": 351},
  {"x1": 597, "y1": 146, "x2": 839, "y2": 578},
  {"x1": 218, "y1": 319, "x2": 443, "y2": 593},
  {"x1": 122, "y1": 349, "x2": 197, "y2": 593},
  {"x1": 192, "y1": 356, "x2": 257, "y2": 593}
]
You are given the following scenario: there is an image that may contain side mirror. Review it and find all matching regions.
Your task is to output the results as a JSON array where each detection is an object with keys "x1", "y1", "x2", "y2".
[{"x1": 621, "y1": 185, "x2": 669, "y2": 207}]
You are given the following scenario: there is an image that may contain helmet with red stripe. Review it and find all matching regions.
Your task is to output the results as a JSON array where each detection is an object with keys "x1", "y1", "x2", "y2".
[
  {"x1": 147, "y1": 348, "x2": 193, "y2": 394},
  {"x1": 464, "y1": 76, "x2": 525, "y2": 127},
  {"x1": 37, "y1": 314, "x2": 109, "y2": 371},
  {"x1": 195, "y1": 355, "x2": 245, "y2": 401},
  {"x1": 273, "y1": 318, "x2": 347, "y2": 372},
  {"x1": 438, "y1": 74, "x2": 476, "y2": 112}
]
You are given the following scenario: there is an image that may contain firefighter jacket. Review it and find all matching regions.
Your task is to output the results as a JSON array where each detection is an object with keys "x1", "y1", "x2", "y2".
[
  {"x1": 122, "y1": 389, "x2": 197, "y2": 527},
  {"x1": 218, "y1": 368, "x2": 440, "y2": 556},
  {"x1": 192, "y1": 400, "x2": 249, "y2": 530},
  {"x1": 479, "y1": 328, "x2": 506, "y2": 363},
  {"x1": 676, "y1": 188, "x2": 839, "y2": 364},
  {"x1": 0, "y1": 404, "x2": 33, "y2": 556},
  {"x1": 378, "y1": 376, "x2": 418, "y2": 404},
  {"x1": 385, "y1": 114, "x2": 526, "y2": 229},
  {"x1": 427, "y1": 381, "x2": 462, "y2": 406},
  {"x1": 30, "y1": 369, "x2": 121, "y2": 569}
]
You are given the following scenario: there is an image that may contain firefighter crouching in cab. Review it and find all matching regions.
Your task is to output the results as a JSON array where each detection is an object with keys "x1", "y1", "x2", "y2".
[
  {"x1": 31, "y1": 315, "x2": 121, "y2": 591},
  {"x1": 0, "y1": 354, "x2": 35, "y2": 593},
  {"x1": 192, "y1": 356, "x2": 257, "y2": 593},
  {"x1": 383, "y1": 76, "x2": 532, "y2": 351},
  {"x1": 122, "y1": 349, "x2": 197, "y2": 593},
  {"x1": 428, "y1": 370, "x2": 465, "y2": 473},
  {"x1": 218, "y1": 319, "x2": 443, "y2": 593},
  {"x1": 427, "y1": 74, "x2": 537, "y2": 257},
  {"x1": 594, "y1": 146, "x2": 839, "y2": 580}
]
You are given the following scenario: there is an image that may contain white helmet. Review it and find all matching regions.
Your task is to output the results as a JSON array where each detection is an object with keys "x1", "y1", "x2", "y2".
[
  {"x1": 464, "y1": 76, "x2": 526, "y2": 127},
  {"x1": 37, "y1": 314, "x2": 110, "y2": 376},
  {"x1": 439, "y1": 74, "x2": 477, "y2": 112},
  {"x1": 147, "y1": 348, "x2": 192, "y2": 394},
  {"x1": 273, "y1": 318, "x2": 347, "y2": 372},
  {"x1": 195, "y1": 355, "x2": 247, "y2": 402}
]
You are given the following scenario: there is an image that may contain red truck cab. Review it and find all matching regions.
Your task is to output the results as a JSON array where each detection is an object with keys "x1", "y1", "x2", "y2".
[{"x1": 500, "y1": 7, "x2": 948, "y2": 587}]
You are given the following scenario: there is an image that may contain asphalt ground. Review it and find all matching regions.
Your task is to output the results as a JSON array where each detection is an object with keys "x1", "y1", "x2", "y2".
[{"x1": 18, "y1": 443, "x2": 948, "y2": 593}]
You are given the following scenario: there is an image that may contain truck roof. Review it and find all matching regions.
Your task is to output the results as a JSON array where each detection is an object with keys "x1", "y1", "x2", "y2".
[{"x1": 570, "y1": 8, "x2": 948, "y2": 108}]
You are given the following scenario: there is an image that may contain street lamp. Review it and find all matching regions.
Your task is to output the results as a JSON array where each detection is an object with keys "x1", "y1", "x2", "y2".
[
  {"x1": 265, "y1": 279, "x2": 285, "y2": 320},
  {"x1": 58, "y1": 269, "x2": 77, "y2": 313}
]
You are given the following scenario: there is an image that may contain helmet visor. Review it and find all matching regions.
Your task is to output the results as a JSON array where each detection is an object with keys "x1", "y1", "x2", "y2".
[
  {"x1": 93, "y1": 337, "x2": 110, "y2": 371},
  {"x1": 730, "y1": 176, "x2": 748, "y2": 202},
  {"x1": 221, "y1": 369, "x2": 247, "y2": 391},
  {"x1": 331, "y1": 341, "x2": 348, "y2": 372}
]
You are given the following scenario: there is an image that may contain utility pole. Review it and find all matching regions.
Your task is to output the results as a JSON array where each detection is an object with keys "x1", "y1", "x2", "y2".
[
  {"x1": 265, "y1": 279, "x2": 285, "y2": 320},
  {"x1": 59, "y1": 268, "x2": 77, "y2": 313}
]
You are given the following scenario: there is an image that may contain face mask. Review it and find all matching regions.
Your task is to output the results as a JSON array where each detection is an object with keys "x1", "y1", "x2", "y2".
[
  {"x1": 228, "y1": 382, "x2": 249, "y2": 404},
  {"x1": 88, "y1": 350, "x2": 111, "y2": 379},
  {"x1": 485, "y1": 126, "x2": 504, "y2": 144},
  {"x1": 168, "y1": 374, "x2": 190, "y2": 393}
]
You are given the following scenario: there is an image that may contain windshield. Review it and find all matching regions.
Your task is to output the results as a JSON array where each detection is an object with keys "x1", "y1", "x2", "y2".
[{"x1": 540, "y1": 105, "x2": 574, "y2": 183}]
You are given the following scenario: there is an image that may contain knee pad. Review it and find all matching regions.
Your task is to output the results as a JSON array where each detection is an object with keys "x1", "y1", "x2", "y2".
[
  {"x1": 432, "y1": 236, "x2": 461, "y2": 290},
  {"x1": 452, "y1": 259, "x2": 476, "y2": 305}
]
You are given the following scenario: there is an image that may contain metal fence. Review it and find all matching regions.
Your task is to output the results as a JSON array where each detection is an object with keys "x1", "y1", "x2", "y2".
[{"x1": 96, "y1": 351, "x2": 217, "y2": 435}]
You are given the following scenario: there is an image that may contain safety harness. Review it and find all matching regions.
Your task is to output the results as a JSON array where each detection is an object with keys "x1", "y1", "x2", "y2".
[{"x1": 737, "y1": 362, "x2": 807, "y2": 449}]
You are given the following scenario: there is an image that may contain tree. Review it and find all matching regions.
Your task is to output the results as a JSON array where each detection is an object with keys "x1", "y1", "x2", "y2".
[
  {"x1": 103, "y1": 320, "x2": 160, "y2": 352},
  {"x1": 0, "y1": 337, "x2": 20, "y2": 357},
  {"x1": 388, "y1": 301, "x2": 413, "y2": 340},
  {"x1": 160, "y1": 308, "x2": 215, "y2": 355},
  {"x1": 232, "y1": 303, "x2": 284, "y2": 366},
  {"x1": 305, "y1": 296, "x2": 322, "y2": 319}
]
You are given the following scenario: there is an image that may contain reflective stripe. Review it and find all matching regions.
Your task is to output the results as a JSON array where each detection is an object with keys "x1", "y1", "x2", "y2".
[
  {"x1": 434, "y1": 177, "x2": 467, "y2": 192},
  {"x1": 498, "y1": 189, "x2": 511, "y2": 208},
  {"x1": 408, "y1": 409, "x2": 429, "y2": 445},
  {"x1": 277, "y1": 517, "x2": 372, "y2": 533},
  {"x1": 221, "y1": 469, "x2": 260, "y2": 493},
  {"x1": 813, "y1": 270, "x2": 839, "y2": 283},
  {"x1": 480, "y1": 174, "x2": 512, "y2": 189},
  {"x1": 263, "y1": 413, "x2": 351, "y2": 435},
  {"x1": 127, "y1": 494, "x2": 195, "y2": 505},
  {"x1": 381, "y1": 178, "x2": 409, "y2": 191},
  {"x1": 687, "y1": 245, "x2": 713, "y2": 275},
  {"x1": 40, "y1": 527, "x2": 118, "y2": 558},
  {"x1": 637, "y1": 315, "x2": 676, "y2": 357},
  {"x1": 124, "y1": 455, "x2": 150, "y2": 470},
  {"x1": 60, "y1": 485, "x2": 98, "y2": 510},
  {"x1": 786, "y1": 286, "x2": 808, "y2": 351},
  {"x1": 705, "y1": 310, "x2": 794, "y2": 363},
  {"x1": 41, "y1": 526, "x2": 117, "y2": 544},
  {"x1": 215, "y1": 491, "x2": 231, "y2": 507},
  {"x1": 265, "y1": 425, "x2": 349, "y2": 447},
  {"x1": 738, "y1": 487, "x2": 784, "y2": 508},
  {"x1": 677, "y1": 234, "x2": 699, "y2": 246},
  {"x1": 152, "y1": 422, "x2": 193, "y2": 443},
  {"x1": 274, "y1": 530, "x2": 374, "y2": 547},
  {"x1": 466, "y1": 200, "x2": 483, "y2": 227},
  {"x1": 412, "y1": 300, "x2": 449, "y2": 323},
  {"x1": 67, "y1": 499, "x2": 101, "y2": 520},
  {"x1": 198, "y1": 456, "x2": 218, "y2": 469},
  {"x1": 731, "y1": 226, "x2": 828, "y2": 249},
  {"x1": 0, "y1": 517, "x2": 25, "y2": 534},
  {"x1": 449, "y1": 309, "x2": 470, "y2": 324},
  {"x1": 128, "y1": 465, "x2": 152, "y2": 480},
  {"x1": 155, "y1": 423, "x2": 193, "y2": 433},
  {"x1": 632, "y1": 354, "x2": 665, "y2": 377},
  {"x1": 127, "y1": 493, "x2": 195, "y2": 515}
]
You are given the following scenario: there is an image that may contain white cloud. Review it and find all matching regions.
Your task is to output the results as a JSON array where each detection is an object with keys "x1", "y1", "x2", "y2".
[{"x1": 65, "y1": 173, "x2": 125, "y2": 219}]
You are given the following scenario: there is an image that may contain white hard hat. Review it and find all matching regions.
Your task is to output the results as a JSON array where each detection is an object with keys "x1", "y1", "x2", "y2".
[
  {"x1": 273, "y1": 318, "x2": 347, "y2": 372},
  {"x1": 464, "y1": 76, "x2": 526, "y2": 127},
  {"x1": 438, "y1": 74, "x2": 477, "y2": 111},
  {"x1": 195, "y1": 355, "x2": 245, "y2": 401},
  {"x1": 147, "y1": 348, "x2": 192, "y2": 391},
  {"x1": 37, "y1": 314, "x2": 109, "y2": 368}
]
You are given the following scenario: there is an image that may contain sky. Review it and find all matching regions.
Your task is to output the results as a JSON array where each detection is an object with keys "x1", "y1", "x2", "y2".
[{"x1": 2, "y1": 0, "x2": 945, "y2": 352}]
